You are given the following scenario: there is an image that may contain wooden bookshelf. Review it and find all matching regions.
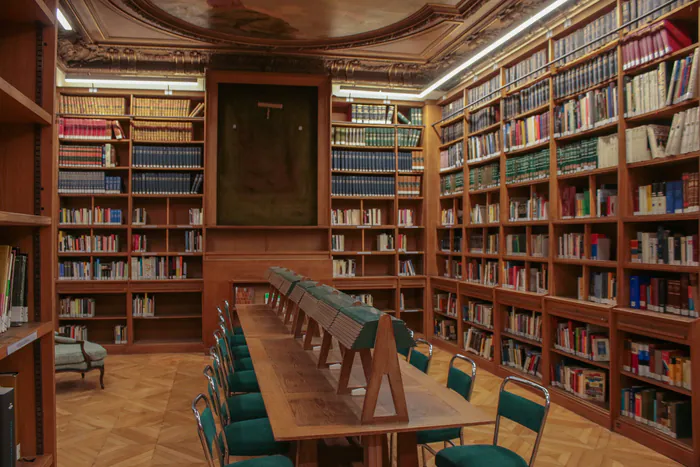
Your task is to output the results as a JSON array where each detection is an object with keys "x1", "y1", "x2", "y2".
[
  {"x1": 427, "y1": 1, "x2": 700, "y2": 465},
  {"x1": 0, "y1": 1, "x2": 57, "y2": 463},
  {"x1": 55, "y1": 88, "x2": 207, "y2": 354}
]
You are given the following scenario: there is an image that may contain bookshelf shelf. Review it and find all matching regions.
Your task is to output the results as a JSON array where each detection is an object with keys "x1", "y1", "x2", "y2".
[
  {"x1": 623, "y1": 43, "x2": 699, "y2": 76},
  {"x1": 553, "y1": 258, "x2": 617, "y2": 268},
  {"x1": 0, "y1": 76, "x2": 52, "y2": 124},
  {"x1": 440, "y1": 192, "x2": 464, "y2": 199},
  {"x1": 467, "y1": 152, "x2": 502, "y2": 166},
  {"x1": 0, "y1": 321, "x2": 54, "y2": 360},
  {"x1": 439, "y1": 137, "x2": 464, "y2": 149},
  {"x1": 498, "y1": 364, "x2": 542, "y2": 383},
  {"x1": 59, "y1": 138, "x2": 130, "y2": 144},
  {"x1": 504, "y1": 141, "x2": 550, "y2": 157},
  {"x1": 18, "y1": 454, "x2": 54, "y2": 467},
  {"x1": 505, "y1": 72, "x2": 552, "y2": 96},
  {"x1": 620, "y1": 369, "x2": 692, "y2": 397},
  {"x1": 505, "y1": 178, "x2": 550, "y2": 189},
  {"x1": 438, "y1": 112, "x2": 465, "y2": 127},
  {"x1": 501, "y1": 330, "x2": 542, "y2": 348},
  {"x1": 0, "y1": 211, "x2": 51, "y2": 227},
  {"x1": 507, "y1": 103, "x2": 551, "y2": 122},
  {"x1": 58, "y1": 316, "x2": 127, "y2": 321},
  {"x1": 627, "y1": 151, "x2": 700, "y2": 169},
  {"x1": 623, "y1": 262, "x2": 699, "y2": 272},
  {"x1": 439, "y1": 165, "x2": 464, "y2": 174},
  {"x1": 550, "y1": 347, "x2": 610, "y2": 369},
  {"x1": 557, "y1": 166, "x2": 618, "y2": 180},
  {"x1": 623, "y1": 212, "x2": 700, "y2": 222},
  {"x1": 553, "y1": 216, "x2": 618, "y2": 224},
  {"x1": 467, "y1": 97, "x2": 500, "y2": 114},
  {"x1": 625, "y1": 99, "x2": 699, "y2": 123},
  {"x1": 616, "y1": 415, "x2": 694, "y2": 453}
]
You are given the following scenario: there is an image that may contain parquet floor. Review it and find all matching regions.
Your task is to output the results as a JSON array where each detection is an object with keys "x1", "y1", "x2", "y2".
[{"x1": 56, "y1": 348, "x2": 682, "y2": 467}]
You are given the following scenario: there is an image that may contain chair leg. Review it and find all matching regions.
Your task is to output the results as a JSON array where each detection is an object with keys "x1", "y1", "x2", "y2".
[
  {"x1": 420, "y1": 445, "x2": 428, "y2": 467},
  {"x1": 81, "y1": 373, "x2": 85, "y2": 379},
  {"x1": 99, "y1": 367, "x2": 105, "y2": 389}
]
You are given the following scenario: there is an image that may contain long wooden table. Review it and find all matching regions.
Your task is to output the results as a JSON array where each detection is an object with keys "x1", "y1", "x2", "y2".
[{"x1": 236, "y1": 304, "x2": 494, "y2": 466}]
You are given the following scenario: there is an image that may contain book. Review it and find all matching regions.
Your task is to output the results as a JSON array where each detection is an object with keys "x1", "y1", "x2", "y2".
[
  {"x1": 441, "y1": 120, "x2": 464, "y2": 143},
  {"x1": 468, "y1": 105, "x2": 499, "y2": 132},
  {"x1": 331, "y1": 175, "x2": 395, "y2": 197},
  {"x1": 132, "y1": 97, "x2": 192, "y2": 117},
  {"x1": 633, "y1": 174, "x2": 699, "y2": 215},
  {"x1": 59, "y1": 144, "x2": 116, "y2": 167},
  {"x1": 440, "y1": 141, "x2": 465, "y2": 169},
  {"x1": 469, "y1": 163, "x2": 500, "y2": 191},
  {"x1": 115, "y1": 325, "x2": 128, "y2": 344},
  {"x1": 505, "y1": 48, "x2": 548, "y2": 89},
  {"x1": 501, "y1": 339, "x2": 542, "y2": 377},
  {"x1": 435, "y1": 317, "x2": 458, "y2": 341},
  {"x1": 505, "y1": 149, "x2": 549, "y2": 184},
  {"x1": 332, "y1": 259, "x2": 357, "y2": 278},
  {"x1": 349, "y1": 104, "x2": 393, "y2": 124},
  {"x1": 0, "y1": 386, "x2": 15, "y2": 466},
  {"x1": 553, "y1": 7, "x2": 618, "y2": 65},
  {"x1": 441, "y1": 100, "x2": 464, "y2": 120},
  {"x1": 132, "y1": 293, "x2": 155, "y2": 317},
  {"x1": 551, "y1": 360, "x2": 607, "y2": 403},
  {"x1": 467, "y1": 75, "x2": 500, "y2": 108},
  {"x1": 503, "y1": 261, "x2": 526, "y2": 291},
  {"x1": 58, "y1": 118, "x2": 123, "y2": 140},
  {"x1": 553, "y1": 49, "x2": 617, "y2": 100},
  {"x1": 504, "y1": 79, "x2": 549, "y2": 119},
  {"x1": 629, "y1": 273, "x2": 699, "y2": 317},
  {"x1": 503, "y1": 110, "x2": 550, "y2": 151},
  {"x1": 622, "y1": 21, "x2": 693, "y2": 70},
  {"x1": 132, "y1": 121, "x2": 194, "y2": 142},
  {"x1": 630, "y1": 227, "x2": 699, "y2": 266},
  {"x1": 557, "y1": 135, "x2": 619, "y2": 175},
  {"x1": 440, "y1": 173, "x2": 464, "y2": 196},
  {"x1": 59, "y1": 95, "x2": 126, "y2": 115},
  {"x1": 398, "y1": 175, "x2": 422, "y2": 197},
  {"x1": 0, "y1": 374, "x2": 19, "y2": 462},
  {"x1": 554, "y1": 84, "x2": 618, "y2": 136},
  {"x1": 464, "y1": 327, "x2": 493, "y2": 359},
  {"x1": 622, "y1": 338, "x2": 691, "y2": 389},
  {"x1": 555, "y1": 321, "x2": 610, "y2": 361},
  {"x1": 131, "y1": 173, "x2": 203, "y2": 195},
  {"x1": 331, "y1": 150, "x2": 395, "y2": 172},
  {"x1": 58, "y1": 171, "x2": 122, "y2": 194},
  {"x1": 133, "y1": 146, "x2": 203, "y2": 168},
  {"x1": 131, "y1": 256, "x2": 187, "y2": 280},
  {"x1": 463, "y1": 301, "x2": 494, "y2": 328},
  {"x1": 59, "y1": 297, "x2": 96, "y2": 318}
]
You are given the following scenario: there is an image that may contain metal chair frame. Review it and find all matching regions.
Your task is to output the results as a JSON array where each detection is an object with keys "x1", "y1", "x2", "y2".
[
  {"x1": 192, "y1": 393, "x2": 229, "y2": 467},
  {"x1": 203, "y1": 365, "x2": 231, "y2": 427},
  {"x1": 408, "y1": 338, "x2": 434, "y2": 373}
]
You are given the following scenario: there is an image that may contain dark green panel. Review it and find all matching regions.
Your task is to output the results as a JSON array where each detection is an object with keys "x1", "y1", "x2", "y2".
[{"x1": 217, "y1": 83, "x2": 318, "y2": 225}]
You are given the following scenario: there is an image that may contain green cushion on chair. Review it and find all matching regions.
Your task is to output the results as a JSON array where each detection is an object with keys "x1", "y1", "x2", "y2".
[
  {"x1": 234, "y1": 357, "x2": 254, "y2": 371},
  {"x1": 232, "y1": 346, "x2": 251, "y2": 359},
  {"x1": 229, "y1": 455, "x2": 293, "y2": 467},
  {"x1": 231, "y1": 334, "x2": 247, "y2": 346},
  {"x1": 409, "y1": 350, "x2": 430, "y2": 374},
  {"x1": 219, "y1": 417, "x2": 289, "y2": 456},
  {"x1": 416, "y1": 427, "x2": 461, "y2": 445},
  {"x1": 228, "y1": 370, "x2": 260, "y2": 393},
  {"x1": 435, "y1": 445, "x2": 528, "y2": 467},
  {"x1": 234, "y1": 327, "x2": 244, "y2": 335},
  {"x1": 227, "y1": 392, "x2": 267, "y2": 422}
]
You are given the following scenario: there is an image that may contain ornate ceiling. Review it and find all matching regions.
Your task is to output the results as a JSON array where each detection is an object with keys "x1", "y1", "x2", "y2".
[{"x1": 58, "y1": 0, "x2": 558, "y2": 88}]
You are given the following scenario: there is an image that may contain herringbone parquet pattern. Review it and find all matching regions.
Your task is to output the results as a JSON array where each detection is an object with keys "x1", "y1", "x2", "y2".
[{"x1": 56, "y1": 349, "x2": 681, "y2": 467}]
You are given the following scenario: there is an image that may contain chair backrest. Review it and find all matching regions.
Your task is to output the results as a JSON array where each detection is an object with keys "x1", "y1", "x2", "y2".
[
  {"x1": 203, "y1": 365, "x2": 230, "y2": 427},
  {"x1": 217, "y1": 306, "x2": 234, "y2": 334},
  {"x1": 447, "y1": 354, "x2": 477, "y2": 402},
  {"x1": 192, "y1": 393, "x2": 226, "y2": 467},
  {"x1": 494, "y1": 376, "x2": 550, "y2": 466},
  {"x1": 397, "y1": 328, "x2": 414, "y2": 359},
  {"x1": 408, "y1": 338, "x2": 433, "y2": 374},
  {"x1": 210, "y1": 345, "x2": 230, "y2": 395}
]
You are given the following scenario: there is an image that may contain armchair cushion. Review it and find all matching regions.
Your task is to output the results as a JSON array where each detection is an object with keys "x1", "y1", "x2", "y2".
[{"x1": 55, "y1": 340, "x2": 107, "y2": 366}]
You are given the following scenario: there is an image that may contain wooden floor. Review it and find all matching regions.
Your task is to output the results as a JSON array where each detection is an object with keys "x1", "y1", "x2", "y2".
[{"x1": 56, "y1": 348, "x2": 681, "y2": 467}]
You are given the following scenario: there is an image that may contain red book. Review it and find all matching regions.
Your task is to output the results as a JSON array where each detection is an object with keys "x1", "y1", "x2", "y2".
[{"x1": 660, "y1": 20, "x2": 693, "y2": 50}]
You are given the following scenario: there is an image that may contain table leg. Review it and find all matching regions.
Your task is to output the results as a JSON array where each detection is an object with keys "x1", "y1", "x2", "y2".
[
  {"x1": 296, "y1": 439, "x2": 318, "y2": 467},
  {"x1": 363, "y1": 434, "x2": 389, "y2": 467},
  {"x1": 396, "y1": 432, "x2": 419, "y2": 467}
]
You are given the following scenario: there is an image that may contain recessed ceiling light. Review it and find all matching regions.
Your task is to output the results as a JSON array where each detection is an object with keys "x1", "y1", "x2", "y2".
[{"x1": 57, "y1": 9, "x2": 72, "y2": 31}]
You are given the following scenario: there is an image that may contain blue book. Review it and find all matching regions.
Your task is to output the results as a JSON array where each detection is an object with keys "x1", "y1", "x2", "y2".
[
  {"x1": 674, "y1": 180, "x2": 684, "y2": 212},
  {"x1": 630, "y1": 275, "x2": 640, "y2": 309},
  {"x1": 666, "y1": 181, "x2": 675, "y2": 214}
]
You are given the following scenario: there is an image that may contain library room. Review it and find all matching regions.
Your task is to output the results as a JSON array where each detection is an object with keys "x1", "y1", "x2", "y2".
[{"x1": 2, "y1": 0, "x2": 700, "y2": 465}]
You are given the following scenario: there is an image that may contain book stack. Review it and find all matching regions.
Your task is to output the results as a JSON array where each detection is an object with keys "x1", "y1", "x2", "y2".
[
  {"x1": 377, "y1": 233, "x2": 394, "y2": 251},
  {"x1": 59, "y1": 325, "x2": 88, "y2": 340},
  {"x1": 114, "y1": 325, "x2": 128, "y2": 344},
  {"x1": 464, "y1": 301, "x2": 493, "y2": 328},
  {"x1": 553, "y1": 7, "x2": 618, "y2": 65},
  {"x1": 467, "y1": 130, "x2": 500, "y2": 162},
  {"x1": 398, "y1": 208, "x2": 415, "y2": 226},
  {"x1": 487, "y1": 234, "x2": 499, "y2": 254},
  {"x1": 434, "y1": 292, "x2": 458, "y2": 318},
  {"x1": 622, "y1": 21, "x2": 693, "y2": 70},
  {"x1": 59, "y1": 297, "x2": 96, "y2": 318},
  {"x1": 442, "y1": 120, "x2": 464, "y2": 143},
  {"x1": 471, "y1": 205, "x2": 486, "y2": 224},
  {"x1": 629, "y1": 273, "x2": 698, "y2": 317},
  {"x1": 590, "y1": 234, "x2": 612, "y2": 261},
  {"x1": 623, "y1": 338, "x2": 691, "y2": 389},
  {"x1": 561, "y1": 186, "x2": 591, "y2": 218},
  {"x1": 531, "y1": 234, "x2": 549, "y2": 257},
  {"x1": 331, "y1": 234, "x2": 345, "y2": 252},
  {"x1": 331, "y1": 127, "x2": 395, "y2": 146},
  {"x1": 133, "y1": 146, "x2": 203, "y2": 168},
  {"x1": 465, "y1": 259, "x2": 481, "y2": 283},
  {"x1": 131, "y1": 256, "x2": 187, "y2": 280},
  {"x1": 133, "y1": 208, "x2": 147, "y2": 225},
  {"x1": 189, "y1": 208, "x2": 204, "y2": 225},
  {"x1": 332, "y1": 259, "x2": 356, "y2": 278},
  {"x1": 505, "y1": 49, "x2": 548, "y2": 89},
  {"x1": 59, "y1": 144, "x2": 116, "y2": 167},
  {"x1": 59, "y1": 95, "x2": 126, "y2": 115},
  {"x1": 441, "y1": 100, "x2": 463, "y2": 119},
  {"x1": 59, "y1": 208, "x2": 92, "y2": 225},
  {"x1": 506, "y1": 234, "x2": 526, "y2": 255},
  {"x1": 235, "y1": 287, "x2": 256, "y2": 305},
  {"x1": 94, "y1": 207, "x2": 122, "y2": 224},
  {"x1": 508, "y1": 194, "x2": 548, "y2": 221},
  {"x1": 469, "y1": 162, "x2": 500, "y2": 191},
  {"x1": 464, "y1": 328, "x2": 493, "y2": 359},
  {"x1": 131, "y1": 233, "x2": 147, "y2": 252},
  {"x1": 554, "y1": 84, "x2": 618, "y2": 137},
  {"x1": 58, "y1": 118, "x2": 124, "y2": 140},
  {"x1": 469, "y1": 233, "x2": 483, "y2": 253},
  {"x1": 633, "y1": 173, "x2": 699, "y2": 215},
  {"x1": 530, "y1": 264, "x2": 548, "y2": 293},
  {"x1": 132, "y1": 293, "x2": 155, "y2": 317},
  {"x1": 184, "y1": 230, "x2": 203, "y2": 252},
  {"x1": 366, "y1": 208, "x2": 383, "y2": 225},
  {"x1": 58, "y1": 171, "x2": 122, "y2": 194},
  {"x1": 501, "y1": 339, "x2": 542, "y2": 377},
  {"x1": 483, "y1": 261, "x2": 498, "y2": 286},
  {"x1": 398, "y1": 175, "x2": 421, "y2": 197},
  {"x1": 622, "y1": 0, "x2": 691, "y2": 31},
  {"x1": 620, "y1": 386, "x2": 691, "y2": 439},
  {"x1": 400, "y1": 259, "x2": 417, "y2": 276},
  {"x1": 555, "y1": 321, "x2": 610, "y2": 361},
  {"x1": 397, "y1": 128, "x2": 422, "y2": 147},
  {"x1": 585, "y1": 271, "x2": 617, "y2": 304},
  {"x1": 468, "y1": 106, "x2": 499, "y2": 132},
  {"x1": 557, "y1": 135, "x2": 619, "y2": 175},
  {"x1": 132, "y1": 121, "x2": 194, "y2": 142},
  {"x1": 58, "y1": 261, "x2": 91, "y2": 280},
  {"x1": 468, "y1": 75, "x2": 500, "y2": 108},
  {"x1": 505, "y1": 149, "x2": 549, "y2": 184},
  {"x1": 440, "y1": 173, "x2": 464, "y2": 196},
  {"x1": 630, "y1": 227, "x2": 699, "y2": 266},
  {"x1": 503, "y1": 111, "x2": 550, "y2": 151},
  {"x1": 551, "y1": 361, "x2": 607, "y2": 403},
  {"x1": 553, "y1": 49, "x2": 617, "y2": 100},
  {"x1": 503, "y1": 261, "x2": 526, "y2": 291},
  {"x1": 93, "y1": 259, "x2": 128, "y2": 280},
  {"x1": 441, "y1": 208, "x2": 454, "y2": 226},
  {"x1": 435, "y1": 318, "x2": 458, "y2": 341},
  {"x1": 504, "y1": 80, "x2": 549, "y2": 119},
  {"x1": 440, "y1": 142, "x2": 464, "y2": 169},
  {"x1": 559, "y1": 233, "x2": 585, "y2": 259},
  {"x1": 0, "y1": 247, "x2": 29, "y2": 327},
  {"x1": 132, "y1": 173, "x2": 203, "y2": 194},
  {"x1": 398, "y1": 151, "x2": 424, "y2": 171},
  {"x1": 349, "y1": 104, "x2": 393, "y2": 123},
  {"x1": 132, "y1": 97, "x2": 192, "y2": 117},
  {"x1": 331, "y1": 208, "x2": 362, "y2": 225}
]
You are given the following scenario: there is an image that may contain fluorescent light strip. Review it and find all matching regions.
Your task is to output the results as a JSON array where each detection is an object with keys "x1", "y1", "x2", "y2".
[
  {"x1": 336, "y1": 0, "x2": 573, "y2": 100},
  {"x1": 56, "y1": 9, "x2": 72, "y2": 31},
  {"x1": 65, "y1": 78, "x2": 199, "y2": 87}
]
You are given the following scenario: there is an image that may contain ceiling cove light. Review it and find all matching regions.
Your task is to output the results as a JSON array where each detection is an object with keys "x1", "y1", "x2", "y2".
[
  {"x1": 64, "y1": 78, "x2": 199, "y2": 87},
  {"x1": 56, "y1": 9, "x2": 73, "y2": 31},
  {"x1": 335, "y1": 0, "x2": 573, "y2": 101}
]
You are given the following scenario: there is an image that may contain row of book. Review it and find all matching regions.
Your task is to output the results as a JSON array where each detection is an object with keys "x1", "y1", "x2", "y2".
[
  {"x1": 399, "y1": 259, "x2": 418, "y2": 276},
  {"x1": 58, "y1": 171, "x2": 122, "y2": 194},
  {"x1": 629, "y1": 274, "x2": 698, "y2": 317},
  {"x1": 235, "y1": 287, "x2": 260, "y2": 305},
  {"x1": 464, "y1": 301, "x2": 493, "y2": 328},
  {"x1": 333, "y1": 259, "x2": 356, "y2": 278},
  {"x1": 132, "y1": 173, "x2": 203, "y2": 195},
  {"x1": 441, "y1": 100, "x2": 463, "y2": 120},
  {"x1": 503, "y1": 111, "x2": 550, "y2": 151},
  {"x1": 400, "y1": 151, "x2": 424, "y2": 171},
  {"x1": 579, "y1": 271, "x2": 617, "y2": 305},
  {"x1": 468, "y1": 75, "x2": 500, "y2": 108},
  {"x1": 398, "y1": 176, "x2": 422, "y2": 197},
  {"x1": 330, "y1": 208, "x2": 384, "y2": 226},
  {"x1": 0, "y1": 247, "x2": 28, "y2": 330},
  {"x1": 59, "y1": 95, "x2": 126, "y2": 116},
  {"x1": 621, "y1": 20, "x2": 693, "y2": 70},
  {"x1": 331, "y1": 150, "x2": 396, "y2": 172},
  {"x1": 399, "y1": 108, "x2": 423, "y2": 126},
  {"x1": 131, "y1": 256, "x2": 189, "y2": 280},
  {"x1": 467, "y1": 130, "x2": 500, "y2": 162},
  {"x1": 331, "y1": 234, "x2": 345, "y2": 252},
  {"x1": 561, "y1": 186, "x2": 591, "y2": 219},
  {"x1": 442, "y1": 120, "x2": 464, "y2": 143},
  {"x1": 58, "y1": 207, "x2": 123, "y2": 225},
  {"x1": 58, "y1": 325, "x2": 88, "y2": 340},
  {"x1": 502, "y1": 261, "x2": 527, "y2": 291},
  {"x1": 58, "y1": 232, "x2": 120, "y2": 253},
  {"x1": 440, "y1": 143, "x2": 464, "y2": 170},
  {"x1": 58, "y1": 118, "x2": 124, "y2": 140},
  {"x1": 506, "y1": 308, "x2": 542, "y2": 341},
  {"x1": 468, "y1": 106, "x2": 499, "y2": 132},
  {"x1": 184, "y1": 230, "x2": 203, "y2": 252},
  {"x1": 59, "y1": 144, "x2": 117, "y2": 167},
  {"x1": 132, "y1": 97, "x2": 197, "y2": 118},
  {"x1": 630, "y1": 227, "x2": 699, "y2": 266},
  {"x1": 131, "y1": 234, "x2": 147, "y2": 252},
  {"x1": 531, "y1": 234, "x2": 549, "y2": 258},
  {"x1": 132, "y1": 293, "x2": 155, "y2": 317},
  {"x1": 556, "y1": 134, "x2": 618, "y2": 175},
  {"x1": 501, "y1": 339, "x2": 542, "y2": 378},
  {"x1": 466, "y1": 259, "x2": 499, "y2": 286},
  {"x1": 132, "y1": 121, "x2": 195, "y2": 142},
  {"x1": 622, "y1": 0, "x2": 693, "y2": 32},
  {"x1": 435, "y1": 318, "x2": 458, "y2": 341},
  {"x1": 504, "y1": 80, "x2": 548, "y2": 120},
  {"x1": 620, "y1": 387, "x2": 690, "y2": 439},
  {"x1": 470, "y1": 203, "x2": 499, "y2": 224},
  {"x1": 133, "y1": 146, "x2": 203, "y2": 168},
  {"x1": 398, "y1": 128, "x2": 422, "y2": 147},
  {"x1": 553, "y1": 7, "x2": 617, "y2": 66},
  {"x1": 633, "y1": 174, "x2": 699, "y2": 216},
  {"x1": 441, "y1": 208, "x2": 456, "y2": 226},
  {"x1": 377, "y1": 233, "x2": 395, "y2": 251},
  {"x1": 555, "y1": 322, "x2": 610, "y2": 362},
  {"x1": 58, "y1": 260, "x2": 128, "y2": 280},
  {"x1": 115, "y1": 325, "x2": 128, "y2": 344},
  {"x1": 559, "y1": 233, "x2": 585, "y2": 259},
  {"x1": 505, "y1": 49, "x2": 547, "y2": 89},
  {"x1": 440, "y1": 173, "x2": 464, "y2": 196},
  {"x1": 504, "y1": 148, "x2": 549, "y2": 185},
  {"x1": 189, "y1": 208, "x2": 204, "y2": 225},
  {"x1": 434, "y1": 292, "x2": 458, "y2": 318},
  {"x1": 551, "y1": 361, "x2": 607, "y2": 403},
  {"x1": 348, "y1": 104, "x2": 394, "y2": 124},
  {"x1": 553, "y1": 84, "x2": 619, "y2": 136},
  {"x1": 398, "y1": 208, "x2": 416, "y2": 227},
  {"x1": 626, "y1": 109, "x2": 700, "y2": 163},
  {"x1": 469, "y1": 163, "x2": 500, "y2": 191},
  {"x1": 331, "y1": 175, "x2": 395, "y2": 197},
  {"x1": 508, "y1": 193, "x2": 548, "y2": 221},
  {"x1": 58, "y1": 297, "x2": 96, "y2": 318},
  {"x1": 623, "y1": 338, "x2": 691, "y2": 390},
  {"x1": 397, "y1": 234, "x2": 414, "y2": 252},
  {"x1": 464, "y1": 327, "x2": 493, "y2": 360},
  {"x1": 505, "y1": 234, "x2": 526, "y2": 255},
  {"x1": 332, "y1": 127, "x2": 395, "y2": 147},
  {"x1": 553, "y1": 49, "x2": 617, "y2": 100}
]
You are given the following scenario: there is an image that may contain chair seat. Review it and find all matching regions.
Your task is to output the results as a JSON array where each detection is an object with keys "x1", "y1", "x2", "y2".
[
  {"x1": 233, "y1": 326, "x2": 244, "y2": 335},
  {"x1": 232, "y1": 346, "x2": 251, "y2": 359},
  {"x1": 220, "y1": 417, "x2": 289, "y2": 457},
  {"x1": 416, "y1": 427, "x2": 461, "y2": 445},
  {"x1": 227, "y1": 455, "x2": 293, "y2": 467},
  {"x1": 228, "y1": 370, "x2": 260, "y2": 393},
  {"x1": 435, "y1": 445, "x2": 528, "y2": 467},
  {"x1": 230, "y1": 334, "x2": 247, "y2": 346},
  {"x1": 233, "y1": 357, "x2": 254, "y2": 371},
  {"x1": 228, "y1": 392, "x2": 267, "y2": 422},
  {"x1": 55, "y1": 341, "x2": 107, "y2": 366}
]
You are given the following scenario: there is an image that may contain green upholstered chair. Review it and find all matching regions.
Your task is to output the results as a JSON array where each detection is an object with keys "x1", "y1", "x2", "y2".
[
  {"x1": 212, "y1": 341, "x2": 260, "y2": 395},
  {"x1": 417, "y1": 354, "x2": 477, "y2": 465},
  {"x1": 222, "y1": 300, "x2": 245, "y2": 336},
  {"x1": 397, "y1": 329, "x2": 415, "y2": 360},
  {"x1": 408, "y1": 338, "x2": 433, "y2": 374},
  {"x1": 434, "y1": 376, "x2": 550, "y2": 467},
  {"x1": 55, "y1": 333, "x2": 107, "y2": 389},
  {"x1": 192, "y1": 394, "x2": 292, "y2": 467},
  {"x1": 203, "y1": 365, "x2": 267, "y2": 425},
  {"x1": 218, "y1": 307, "x2": 247, "y2": 346}
]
